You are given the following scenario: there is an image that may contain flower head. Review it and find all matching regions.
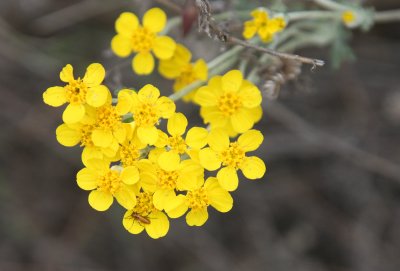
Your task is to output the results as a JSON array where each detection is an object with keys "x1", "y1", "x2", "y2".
[
  {"x1": 122, "y1": 191, "x2": 169, "y2": 239},
  {"x1": 43, "y1": 63, "x2": 110, "y2": 124},
  {"x1": 243, "y1": 9, "x2": 286, "y2": 43},
  {"x1": 111, "y1": 8, "x2": 177, "y2": 75},
  {"x1": 76, "y1": 159, "x2": 139, "y2": 211},
  {"x1": 198, "y1": 129, "x2": 266, "y2": 191},
  {"x1": 195, "y1": 70, "x2": 262, "y2": 134}
]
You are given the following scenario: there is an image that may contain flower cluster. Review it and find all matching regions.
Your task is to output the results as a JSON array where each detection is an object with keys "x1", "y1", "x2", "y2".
[
  {"x1": 43, "y1": 8, "x2": 267, "y2": 239},
  {"x1": 243, "y1": 9, "x2": 286, "y2": 43}
]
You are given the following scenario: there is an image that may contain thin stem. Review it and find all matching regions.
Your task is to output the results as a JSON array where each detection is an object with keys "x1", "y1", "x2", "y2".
[
  {"x1": 312, "y1": 0, "x2": 346, "y2": 11},
  {"x1": 287, "y1": 10, "x2": 339, "y2": 22},
  {"x1": 207, "y1": 45, "x2": 244, "y2": 69},
  {"x1": 374, "y1": 9, "x2": 400, "y2": 23}
]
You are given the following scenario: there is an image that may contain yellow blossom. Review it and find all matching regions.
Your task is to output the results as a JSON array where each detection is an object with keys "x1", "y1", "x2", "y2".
[
  {"x1": 243, "y1": 9, "x2": 286, "y2": 43},
  {"x1": 111, "y1": 8, "x2": 177, "y2": 75},
  {"x1": 122, "y1": 191, "x2": 169, "y2": 239},
  {"x1": 43, "y1": 63, "x2": 110, "y2": 124},
  {"x1": 198, "y1": 129, "x2": 266, "y2": 191},
  {"x1": 76, "y1": 159, "x2": 139, "y2": 211},
  {"x1": 341, "y1": 10, "x2": 360, "y2": 28},
  {"x1": 159, "y1": 44, "x2": 208, "y2": 101},
  {"x1": 165, "y1": 177, "x2": 233, "y2": 226},
  {"x1": 129, "y1": 84, "x2": 176, "y2": 145},
  {"x1": 195, "y1": 70, "x2": 263, "y2": 134}
]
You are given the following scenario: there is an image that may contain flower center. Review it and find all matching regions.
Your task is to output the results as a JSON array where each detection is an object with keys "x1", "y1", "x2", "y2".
[
  {"x1": 219, "y1": 142, "x2": 245, "y2": 169},
  {"x1": 132, "y1": 192, "x2": 154, "y2": 217},
  {"x1": 96, "y1": 105, "x2": 121, "y2": 130},
  {"x1": 167, "y1": 135, "x2": 187, "y2": 154},
  {"x1": 217, "y1": 92, "x2": 242, "y2": 116},
  {"x1": 80, "y1": 124, "x2": 95, "y2": 147},
  {"x1": 120, "y1": 142, "x2": 141, "y2": 167},
  {"x1": 132, "y1": 103, "x2": 159, "y2": 127},
  {"x1": 131, "y1": 27, "x2": 155, "y2": 53},
  {"x1": 97, "y1": 170, "x2": 122, "y2": 194},
  {"x1": 65, "y1": 78, "x2": 87, "y2": 105},
  {"x1": 186, "y1": 188, "x2": 209, "y2": 210},
  {"x1": 157, "y1": 169, "x2": 179, "y2": 190},
  {"x1": 176, "y1": 65, "x2": 196, "y2": 88}
]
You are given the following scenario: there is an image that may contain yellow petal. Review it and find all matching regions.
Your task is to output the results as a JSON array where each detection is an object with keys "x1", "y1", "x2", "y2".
[
  {"x1": 132, "y1": 52, "x2": 154, "y2": 75},
  {"x1": 123, "y1": 211, "x2": 145, "y2": 234},
  {"x1": 238, "y1": 129, "x2": 263, "y2": 152},
  {"x1": 76, "y1": 168, "x2": 98, "y2": 190},
  {"x1": 88, "y1": 190, "x2": 113, "y2": 211},
  {"x1": 186, "y1": 208, "x2": 208, "y2": 226},
  {"x1": 194, "y1": 86, "x2": 218, "y2": 106},
  {"x1": 116, "y1": 90, "x2": 133, "y2": 115},
  {"x1": 167, "y1": 112, "x2": 187, "y2": 136},
  {"x1": 250, "y1": 105, "x2": 263, "y2": 123},
  {"x1": 221, "y1": 70, "x2": 243, "y2": 92},
  {"x1": 83, "y1": 63, "x2": 105, "y2": 87},
  {"x1": 240, "y1": 156, "x2": 266, "y2": 179},
  {"x1": 216, "y1": 167, "x2": 239, "y2": 191},
  {"x1": 115, "y1": 186, "x2": 137, "y2": 209},
  {"x1": 153, "y1": 189, "x2": 175, "y2": 210},
  {"x1": 62, "y1": 104, "x2": 85, "y2": 124},
  {"x1": 200, "y1": 106, "x2": 228, "y2": 127},
  {"x1": 115, "y1": 12, "x2": 139, "y2": 36},
  {"x1": 43, "y1": 86, "x2": 67, "y2": 107},
  {"x1": 239, "y1": 81, "x2": 262, "y2": 108},
  {"x1": 230, "y1": 109, "x2": 254, "y2": 133},
  {"x1": 91, "y1": 129, "x2": 113, "y2": 148},
  {"x1": 121, "y1": 166, "x2": 140, "y2": 185},
  {"x1": 86, "y1": 85, "x2": 109, "y2": 107},
  {"x1": 81, "y1": 147, "x2": 103, "y2": 165},
  {"x1": 145, "y1": 210, "x2": 169, "y2": 239},
  {"x1": 243, "y1": 21, "x2": 257, "y2": 40},
  {"x1": 111, "y1": 34, "x2": 132, "y2": 57},
  {"x1": 155, "y1": 97, "x2": 176, "y2": 119},
  {"x1": 137, "y1": 126, "x2": 159, "y2": 145},
  {"x1": 56, "y1": 123, "x2": 80, "y2": 146},
  {"x1": 83, "y1": 158, "x2": 109, "y2": 172},
  {"x1": 185, "y1": 127, "x2": 208, "y2": 149},
  {"x1": 204, "y1": 177, "x2": 233, "y2": 212},
  {"x1": 138, "y1": 84, "x2": 160, "y2": 103},
  {"x1": 208, "y1": 128, "x2": 230, "y2": 152},
  {"x1": 199, "y1": 148, "x2": 221, "y2": 171},
  {"x1": 158, "y1": 151, "x2": 180, "y2": 171},
  {"x1": 143, "y1": 8, "x2": 166, "y2": 33},
  {"x1": 113, "y1": 125, "x2": 127, "y2": 144},
  {"x1": 193, "y1": 59, "x2": 208, "y2": 80},
  {"x1": 164, "y1": 194, "x2": 188, "y2": 218},
  {"x1": 60, "y1": 64, "x2": 74, "y2": 82},
  {"x1": 153, "y1": 36, "x2": 176, "y2": 60}
]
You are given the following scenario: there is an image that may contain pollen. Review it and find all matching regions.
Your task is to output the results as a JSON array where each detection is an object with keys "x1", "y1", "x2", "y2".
[
  {"x1": 219, "y1": 142, "x2": 245, "y2": 169},
  {"x1": 96, "y1": 105, "x2": 121, "y2": 130},
  {"x1": 132, "y1": 192, "x2": 154, "y2": 217},
  {"x1": 119, "y1": 142, "x2": 141, "y2": 167},
  {"x1": 175, "y1": 65, "x2": 196, "y2": 87},
  {"x1": 132, "y1": 103, "x2": 159, "y2": 127},
  {"x1": 157, "y1": 169, "x2": 179, "y2": 190},
  {"x1": 65, "y1": 78, "x2": 87, "y2": 105},
  {"x1": 186, "y1": 188, "x2": 209, "y2": 210},
  {"x1": 97, "y1": 170, "x2": 122, "y2": 194},
  {"x1": 217, "y1": 92, "x2": 242, "y2": 116},
  {"x1": 80, "y1": 124, "x2": 95, "y2": 147},
  {"x1": 131, "y1": 27, "x2": 156, "y2": 53},
  {"x1": 167, "y1": 135, "x2": 187, "y2": 154}
]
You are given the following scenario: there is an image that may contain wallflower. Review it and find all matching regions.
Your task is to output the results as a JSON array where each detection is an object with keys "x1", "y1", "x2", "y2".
[
  {"x1": 165, "y1": 177, "x2": 233, "y2": 226},
  {"x1": 154, "y1": 112, "x2": 208, "y2": 171},
  {"x1": 195, "y1": 70, "x2": 262, "y2": 134},
  {"x1": 199, "y1": 129, "x2": 266, "y2": 191},
  {"x1": 76, "y1": 159, "x2": 139, "y2": 211},
  {"x1": 43, "y1": 63, "x2": 110, "y2": 124},
  {"x1": 129, "y1": 84, "x2": 176, "y2": 145},
  {"x1": 111, "y1": 8, "x2": 176, "y2": 75},
  {"x1": 243, "y1": 9, "x2": 286, "y2": 43},
  {"x1": 159, "y1": 44, "x2": 208, "y2": 101},
  {"x1": 122, "y1": 191, "x2": 169, "y2": 239},
  {"x1": 137, "y1": 158, "x2": 204, "y2": 211}
]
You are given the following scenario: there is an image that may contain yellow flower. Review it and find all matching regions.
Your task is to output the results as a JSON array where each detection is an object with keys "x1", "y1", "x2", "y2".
[
  {"x1": 165, "y1": 177, "x2": 233, "y2": 226},
  {"x1": 195, "y1": 70, "x2": 263, "y2": 134},
  {"x1": 76, "y1": 159, "x2": 139, "y2": 211},
  {"x1": 122, "y1": 191, "x2": 169, "y2": 239},
  {"x1": 198, "y1": 129, "x2": 266, "y2": 191},
  {"x1": 43, "y1": 63, "x2": 110, "y2": 124},
  {"x1": 129, "y1": 84, "x2": 176, "y2": 145},
  {"x1": 341, "y1": 10, "x2": 361, "y2": 28},
  {"x1": 111, "y1": 8, "x2": 177, "y2": 75},
  {"x1": 243, "y1": 9, "x2": 286, "y2": 43},
  {"x1": 154, "y1": 112, "x2": 208, "y2": 171},
  {"x1": 159, "y1": 44, "x2": 208, "y2": 101},
  {"x1": 137, "y1": 158, "x2": 204, "y2": 211}
]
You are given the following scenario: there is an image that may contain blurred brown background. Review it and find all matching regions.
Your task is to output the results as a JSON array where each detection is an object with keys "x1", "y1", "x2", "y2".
[{"x1": 1, "y1": 0, "x2": 400, "y2": 270}]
